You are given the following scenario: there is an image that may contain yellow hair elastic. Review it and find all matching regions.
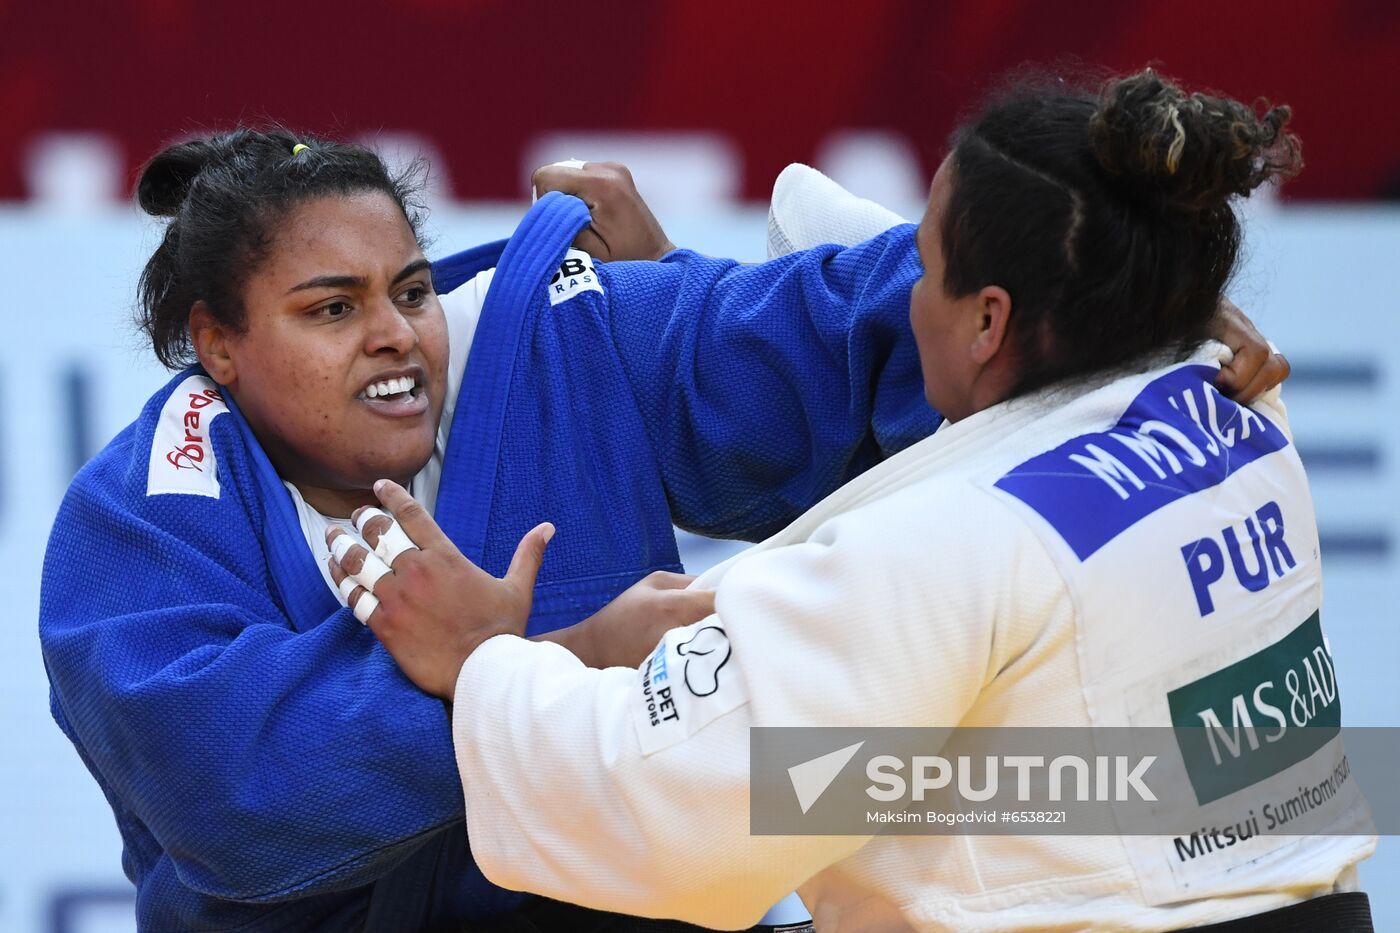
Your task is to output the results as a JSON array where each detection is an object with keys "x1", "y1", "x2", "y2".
[{"x1": 291, "y1": 143, "x2": 309, "y2": 156}]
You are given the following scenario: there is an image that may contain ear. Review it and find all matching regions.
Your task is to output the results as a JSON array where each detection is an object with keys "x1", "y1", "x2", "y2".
[
  {"x1": 970, "y1": 285, "x2": 1012, "y2": 365},
  {"x1": 189, "y1": 301, "x2": 237, "y2": 386}
]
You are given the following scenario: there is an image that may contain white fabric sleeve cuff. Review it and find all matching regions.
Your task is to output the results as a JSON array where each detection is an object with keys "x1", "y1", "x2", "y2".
[{"x1": 766, "y1": 163, "x2": 908, "y2": 258}]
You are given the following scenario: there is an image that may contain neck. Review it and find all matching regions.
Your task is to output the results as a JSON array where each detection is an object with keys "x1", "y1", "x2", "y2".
[
  {"x1": 293, "y1": 481, "x2": 399, "y2": 519},
  {"x1": 941, "y1": 364, "x2": 1018, "y2": 424}
]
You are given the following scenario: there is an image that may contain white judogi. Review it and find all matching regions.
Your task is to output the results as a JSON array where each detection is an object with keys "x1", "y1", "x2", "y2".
[{"x1": 449, "y1": 347, "x2": 1374, "y2": 931}]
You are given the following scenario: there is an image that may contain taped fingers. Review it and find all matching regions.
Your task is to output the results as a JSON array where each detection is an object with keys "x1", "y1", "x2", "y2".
[
  {"x1": 353, "y1": 507, "x2": 391, "y2": 538},
  {"x1": 353, "y1": 507, "x2": 420, "y2": 567},
  {"x1": 353, "y1": 591, "x2": 380, "y2": 625},
  {"x1": 329, "y1": 557, "x2": 376, "y2": 625},
  {"x1": 329, "y1": 529, "x2": 393, "y2": 593},
  {"x1": 375, "y1": 523, "x2": 419, "y2": 567}
]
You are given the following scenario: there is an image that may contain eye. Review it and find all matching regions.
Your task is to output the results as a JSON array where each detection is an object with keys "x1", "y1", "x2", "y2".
[
  {"x1": 318, "y1": 300, "x2": 353, "y2": 319},
  {"x1": 397, "y1": 284, "x2": 431, "y2": 308}
]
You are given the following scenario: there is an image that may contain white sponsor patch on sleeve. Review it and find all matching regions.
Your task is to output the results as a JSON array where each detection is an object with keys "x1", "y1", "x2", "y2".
[
  {"x1": 546, "y1": 248, "x2": 603, "y2": 306},
  {"x1": 632, "y1": 619, "x2": 747, "y2": 756},
  {"x1": 146, "y1": 375, "x2": 229, "y2": 498}
]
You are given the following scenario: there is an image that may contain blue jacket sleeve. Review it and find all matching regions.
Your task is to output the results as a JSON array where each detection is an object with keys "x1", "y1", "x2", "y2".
[
  {"x1": 39, "y1": 479, "x2": 464, "y2": 904},
  {"x1": 597, "y1": 226, "x2": 939, "y2": 541}
]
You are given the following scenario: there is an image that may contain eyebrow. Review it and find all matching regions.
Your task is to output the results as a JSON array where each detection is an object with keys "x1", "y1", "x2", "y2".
[{"x1": 286, "y1": 258, "x2": 432, "y2": 294}]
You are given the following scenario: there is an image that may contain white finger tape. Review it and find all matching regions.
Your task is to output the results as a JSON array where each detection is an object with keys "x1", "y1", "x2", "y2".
[
  {"x1": 353, "y1": 591, "x2": 380, "y2": 625},
  {"x1": 353, "y1": 550, "x2": 392, "y2": 594},
  {"x1": 337, "y1": 575, "x2": 359, "y2": 602},
  {"x1": 330, "y1": 533, "x2": 357, "y2": 563},
  {"x1": 353, "y1": 507, "x2": 390, "y2": 535},
  {"x1": 375, "y1": 522, "x2": 420, "y2": 567}
]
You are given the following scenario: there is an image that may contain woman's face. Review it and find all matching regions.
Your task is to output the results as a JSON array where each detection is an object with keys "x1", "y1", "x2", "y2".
[
  {"x1": 210, "y1": 191, "x2": 448, "y2": 514},
  {"x1": 910, "y1": 158, "x2": 975, "y2": 420},
  {"x1": 909, "y1": 156, "x2": 1015, "y2": 423}
]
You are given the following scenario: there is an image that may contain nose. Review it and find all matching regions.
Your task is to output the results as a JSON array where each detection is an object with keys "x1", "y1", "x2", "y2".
[{"x1": 363, "y1": 297, "x2": 418, "y2": 356}]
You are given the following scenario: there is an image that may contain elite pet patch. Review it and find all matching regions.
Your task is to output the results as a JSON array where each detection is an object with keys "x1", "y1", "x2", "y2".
[
  {"x1": 546, "y1": 248, "x2": 603, "y2": 306},
  {"x1": 147, "y1": 374, "x2": 228, "y2": 498},
  {"x1": 633, "y1": 619, "x2": 747, "y2": 756}
]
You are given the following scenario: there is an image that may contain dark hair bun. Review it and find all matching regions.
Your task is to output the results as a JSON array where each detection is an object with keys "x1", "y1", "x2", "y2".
[
  {"x1": 136, "y1": 138, "x2": 225, "y2": 217},
  {"x1": 1088, "y1": 68, "x2": 1302, "y2": 214}
]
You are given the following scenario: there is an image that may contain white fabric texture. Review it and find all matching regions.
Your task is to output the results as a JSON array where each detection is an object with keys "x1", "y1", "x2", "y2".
[
  {"x1": 452, "y1": 347, "x2": 1372, "y2": 932},
  {"x1": 766, "y1": 163, "x2": 910, "y2": 259},
  {"x1": 288, "y1": 269, "x2": 492, "y2": 602}
]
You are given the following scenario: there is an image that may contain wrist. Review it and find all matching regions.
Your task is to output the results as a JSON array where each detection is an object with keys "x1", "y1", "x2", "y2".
[
  {"x1": 528, "y1": 619, "x2": 600, "y2": 667},
  {"x1": 442, "y1": 627, "x2": 513, "y2": 700}
]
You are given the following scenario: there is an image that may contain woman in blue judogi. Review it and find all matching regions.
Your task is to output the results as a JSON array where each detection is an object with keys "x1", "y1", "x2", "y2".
[{"x1": 37, "y1": 128, "x2": 941, "y2": 931}]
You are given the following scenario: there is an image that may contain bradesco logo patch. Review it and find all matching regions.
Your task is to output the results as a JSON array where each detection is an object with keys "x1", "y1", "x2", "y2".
[
  {"x1": 633, "y1": 619, "x2": 746, "y2": 756},
  {"x1": 1167, "y1": 612, "x2": 1339, "y2": 805},
  {"x1": 995, "y1": 365, "x2": 1289, "y2": 561},
  {"x1": 546, "y1": 248, "x2": 603, "y2": 306},
  {"x1": 147, "y1": 375, "x2": 228, "y2": 498}
]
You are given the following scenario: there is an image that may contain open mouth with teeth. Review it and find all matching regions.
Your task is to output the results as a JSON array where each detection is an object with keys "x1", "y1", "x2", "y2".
[{"x1": 357, "y1": 374, "x2": 428, "y2": 416}]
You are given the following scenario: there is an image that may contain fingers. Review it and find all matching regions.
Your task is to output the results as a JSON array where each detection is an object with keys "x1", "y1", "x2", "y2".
[
  {"x1": 1208, "y1": 296, "x2": 1286, "y2": 403},
  {"x1": 327, "y1": 527, "x2": 368, "y2": 576},
  {"x1": 676, "y1": 587, "x2": 716, "y2": 624},
  {"x1": 529, "y1": 161, "x2": 673, "y2": 262},
  {"x1": 1232, "y1": 351, "x2": 1290, "y2": 404},
  {"x1": 1215, "y1": 339, "x2": 1267, "y2": 398},
  {"x1": 649, "y1": 573, "x2": 713, "y2": 625},
  {"x1": 643, "y1": 570, "x2": 698, "y2": 591},
  {"x1": 327, "y1": 547, "x2": 378, "y2": 624},
  {"x1": 372, "y1": 479, "x2": 451, "y2": 550},
  {"x1": 327, "y1": 526, "x2": 392, "y2": 594},
  {"x1": 531, "y1": 163, "x2": 614, "y2": 259},
  {"x1": 351, "y1": 507, "x2": 394, "y2": 548},
  {"x1": 531, "y1": 161, "x2": 631, "y2": 201},
  {"x1": 570, "y1": 225, "x2": 610, "y2": 260},
  {"x1": 351, "y1": 505, "x2": 421, "y2": 568},
  {"x1": 505, "y1": 522, "x2": 555, "y2": 594},
  {"x1": 531, "y1": 162, "x2": 588, "y2": 199}
]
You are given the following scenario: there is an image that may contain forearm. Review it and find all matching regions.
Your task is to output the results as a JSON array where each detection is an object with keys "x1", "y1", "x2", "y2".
[
  {"x1": 602, "y1": 226, "x2": 937, "y2": 541},
  {"x1": 529, "y1": 621, "x2": 600, "y2": 667}
]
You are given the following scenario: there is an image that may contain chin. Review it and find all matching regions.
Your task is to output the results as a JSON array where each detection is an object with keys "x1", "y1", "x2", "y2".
[{"x1": 365, "y1": 436, "x2": 435, "y2": 485}]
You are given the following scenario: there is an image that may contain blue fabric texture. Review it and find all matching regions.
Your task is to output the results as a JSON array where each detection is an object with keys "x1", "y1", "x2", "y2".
[{"x1": 40, "y1": 193, "x2": 938, "y2": 931}]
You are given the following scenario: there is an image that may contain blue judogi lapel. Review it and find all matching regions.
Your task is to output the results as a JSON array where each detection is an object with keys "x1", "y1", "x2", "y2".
[
  {"x1": 432, "y1": 192, "x2": 592, "y2": 566},
  {"x1": 219, "y1": 390, "x2": 341, "y2": 633}
]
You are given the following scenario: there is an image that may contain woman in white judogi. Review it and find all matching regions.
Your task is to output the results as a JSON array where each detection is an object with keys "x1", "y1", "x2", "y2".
[{"x1": 332, "y1": 69, "x2": 1376, "y2": 931}]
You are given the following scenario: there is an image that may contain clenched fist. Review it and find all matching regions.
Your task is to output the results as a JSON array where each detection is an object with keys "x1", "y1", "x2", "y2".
[{"x1": 532, "y1": 161, "x2": 676, "y2": 262}]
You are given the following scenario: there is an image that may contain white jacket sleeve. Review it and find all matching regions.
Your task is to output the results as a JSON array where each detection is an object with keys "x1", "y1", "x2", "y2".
[{"x1": 451, "y1": 485, "x2": 1060, "y2": 928}]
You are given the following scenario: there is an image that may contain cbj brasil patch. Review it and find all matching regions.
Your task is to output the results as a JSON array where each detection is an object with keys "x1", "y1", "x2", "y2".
[{"x1": 546, "y1": 249, "x2": 603, "y2": 306}]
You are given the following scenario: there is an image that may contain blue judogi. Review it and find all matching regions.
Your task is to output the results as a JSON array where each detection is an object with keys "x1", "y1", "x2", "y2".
[{"x1": 40, "y1": 194, "x2": 935, "y2": 930}]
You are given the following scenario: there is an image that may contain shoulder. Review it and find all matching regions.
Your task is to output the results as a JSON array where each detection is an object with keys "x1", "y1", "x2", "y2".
[
  {"x1": 141, "y1": 372, "x2": 230, "y2": 499},
  {"x1": 831, "y1": 471, "x2": 1060, "y2": 585},
  {"x1": 57, "y1": 371, "x2": 250, "y2": 558},
  {"x1": 713, "y1": 470, "x2": 1068, "y2": 727}
]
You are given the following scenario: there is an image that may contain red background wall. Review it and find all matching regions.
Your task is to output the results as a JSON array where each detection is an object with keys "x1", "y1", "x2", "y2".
[{"x1": 1, "y1": 0, "x2": 1394, "y2": 202}]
